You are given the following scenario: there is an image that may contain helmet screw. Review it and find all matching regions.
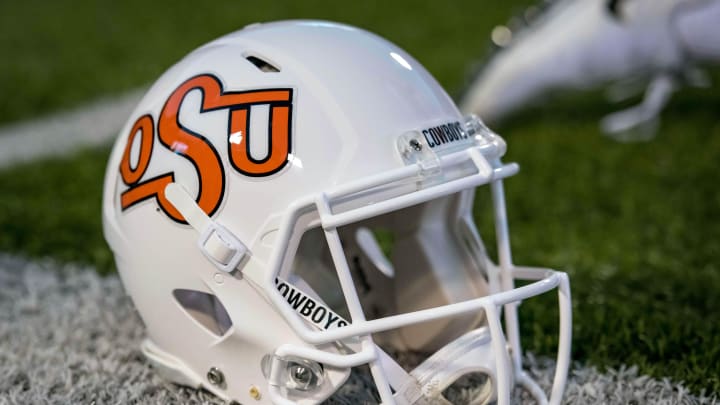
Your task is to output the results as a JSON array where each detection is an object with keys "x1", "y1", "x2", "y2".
[
  {"x1": 290, "y1": 364, "x2": 312, "y2": 386},
  {"x1": 409, "y1": 139, "x2": 422, "y2": 151},
  {"x1": 207, "y1": 367, "x2": 225, "y2": 387}
]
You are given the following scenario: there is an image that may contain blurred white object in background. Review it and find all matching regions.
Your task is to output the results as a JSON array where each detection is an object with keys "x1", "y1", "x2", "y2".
[{"x1": 460, "y1": 0, "x2": 720, "y2": 141}]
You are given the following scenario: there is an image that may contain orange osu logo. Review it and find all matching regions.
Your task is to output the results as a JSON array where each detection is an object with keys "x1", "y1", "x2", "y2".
[{"x1": 118, "y1": 73, "x2": 294, "y2": 223}]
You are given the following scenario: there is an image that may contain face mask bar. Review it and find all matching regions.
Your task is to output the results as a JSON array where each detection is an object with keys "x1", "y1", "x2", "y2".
[{"x1": 259, "y1": 119, "x2": 572, "y2": 405}]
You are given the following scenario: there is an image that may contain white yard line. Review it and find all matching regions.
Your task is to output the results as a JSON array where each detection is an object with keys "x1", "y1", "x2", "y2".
[{"x1": 0, "y1": 88, "x2": 146, "y2": 168}]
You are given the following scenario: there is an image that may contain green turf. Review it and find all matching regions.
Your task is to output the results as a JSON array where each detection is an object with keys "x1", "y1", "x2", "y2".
[
  {"x1": 1, "y1": 0, "x2": 719, "y2": 397},
  {"x1": 484, "y1": 83, "x2": 720, "y2": 395},
  {"x1": 0, "y1": 0, "x2": 529, "y2": 125},
  {"x1": 0, "y1": 147, "x2": 114, "y2": 273}
]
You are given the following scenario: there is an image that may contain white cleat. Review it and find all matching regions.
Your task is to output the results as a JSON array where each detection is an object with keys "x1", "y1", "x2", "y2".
[{"x1": 460, "y1": 0, "x2": 720, "y2": 141}]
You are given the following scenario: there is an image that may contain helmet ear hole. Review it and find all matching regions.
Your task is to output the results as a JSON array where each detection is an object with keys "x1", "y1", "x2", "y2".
[{"x1": 173, "y1": 289, "x2": 233, "y2": 336}]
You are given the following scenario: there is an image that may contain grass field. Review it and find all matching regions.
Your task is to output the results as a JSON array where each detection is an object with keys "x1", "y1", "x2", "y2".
[{"x1": 1, "y1": 0, "x2": 719, "y2": 397}]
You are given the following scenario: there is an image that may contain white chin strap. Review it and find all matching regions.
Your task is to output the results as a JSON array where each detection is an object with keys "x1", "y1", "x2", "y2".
[
  {"x1": 386, "y1": 328, "x2": 499, "y2": 405},
  {"x1": 164, "y1": 183, "x2": 248, "y2": 273}
]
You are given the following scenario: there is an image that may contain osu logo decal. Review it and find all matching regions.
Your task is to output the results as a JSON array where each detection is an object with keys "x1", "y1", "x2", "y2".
[{"x1": 118, "y1": 74, "x2": 293, "y2": 223}]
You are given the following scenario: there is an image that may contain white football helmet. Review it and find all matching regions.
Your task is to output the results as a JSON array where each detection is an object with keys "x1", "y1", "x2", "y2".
[
  {"x1": 102, "y1": 20, "x2": 571, "y2": 405},
  {"x1": 460, "y1": 0, "x2": 720, "y2": 140}
]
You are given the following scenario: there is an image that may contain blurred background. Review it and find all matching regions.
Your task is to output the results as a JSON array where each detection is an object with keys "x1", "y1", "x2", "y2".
[{"x1": 0, "y1": 0, "x2": 718, "y2": 397}]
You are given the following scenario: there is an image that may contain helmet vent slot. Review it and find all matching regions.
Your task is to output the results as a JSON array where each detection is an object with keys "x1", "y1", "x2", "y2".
[
  {"x1": 173, "y1": 289, "x2": 233, "y2": 336},
  {"x1": 245, "y1": 55, "x2": 280, "y2": 72}
]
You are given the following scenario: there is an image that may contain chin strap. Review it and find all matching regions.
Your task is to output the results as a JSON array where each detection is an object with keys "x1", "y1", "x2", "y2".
[
  {"x1": 403, "y1": 328, "x2": 498, "y2": 405},
  {"x1": 385, "y1": 328, "x2": 501, "y2": 405},
  {"x1": 164, "y1": 183, "x2": 248, "y2": 273}
]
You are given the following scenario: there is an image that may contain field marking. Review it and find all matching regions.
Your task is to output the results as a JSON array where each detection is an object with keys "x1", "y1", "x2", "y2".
[{"x1": 0, "y1": 88, "x2": 145, "y2": 168}]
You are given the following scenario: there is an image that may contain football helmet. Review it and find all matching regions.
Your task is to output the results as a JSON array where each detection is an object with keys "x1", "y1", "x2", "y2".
[
  {"x1": 460, "y1": 0, "x2": 720, "y2": 140},
  {"x1": 102, "y1": 20, "x2": 571, "y2": 404}
]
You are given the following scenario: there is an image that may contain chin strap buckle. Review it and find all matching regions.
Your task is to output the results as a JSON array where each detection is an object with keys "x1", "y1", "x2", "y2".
[
  {"x1": 198, "y1": 221, "x2": 248, "y2": 273},
  {"x1": 165, "y1": 182, "x2": 248, "y2": 273}
]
